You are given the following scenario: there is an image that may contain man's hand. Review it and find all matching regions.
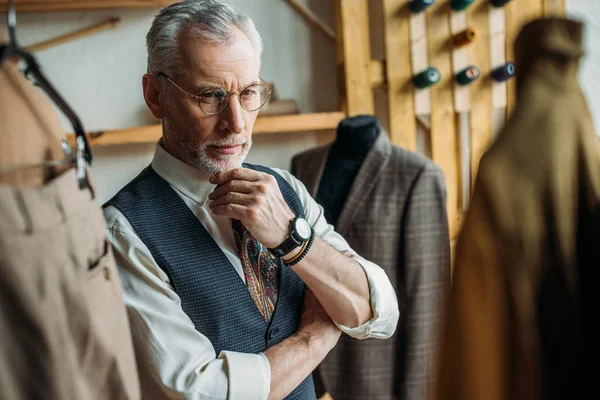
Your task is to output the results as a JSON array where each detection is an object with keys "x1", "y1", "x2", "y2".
[
  {"x1": 208, "y1": 167, "x2": 295, "y2": 248},
  {"x1": 298, "y1": 289, "x2": 341, "y2": 352}
]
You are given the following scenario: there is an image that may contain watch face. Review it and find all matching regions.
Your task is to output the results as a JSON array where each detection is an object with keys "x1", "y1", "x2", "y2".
[{"x1": 294, "y1": 218, "x2": 312, "y2": 241}]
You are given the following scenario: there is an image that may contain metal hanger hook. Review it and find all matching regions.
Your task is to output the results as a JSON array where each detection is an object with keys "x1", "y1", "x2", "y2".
[{"x1": 7, "y1": 0, "x2": 17, "y2": 47}]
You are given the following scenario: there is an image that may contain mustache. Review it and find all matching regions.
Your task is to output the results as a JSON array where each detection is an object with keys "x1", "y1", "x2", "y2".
[{"x1": 204, "y1": 138, "x2": 249, "y2": 147}]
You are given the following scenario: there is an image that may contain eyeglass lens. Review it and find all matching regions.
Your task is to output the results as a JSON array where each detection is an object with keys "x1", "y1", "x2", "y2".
[{"x1": 199, "y1": 84, "x2": 269, "y2": 114}]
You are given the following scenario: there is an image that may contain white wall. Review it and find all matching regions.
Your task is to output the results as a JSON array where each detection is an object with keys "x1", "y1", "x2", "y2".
[
  {"x1": 567, "y1": 0, "x2": 600, "y2": 132},
  {"x1": 2, "y1": 0, "x2": 599, "y2": 203},
  {"x1": 2, "y1": 0, "x2": 337, "y2": 203}
]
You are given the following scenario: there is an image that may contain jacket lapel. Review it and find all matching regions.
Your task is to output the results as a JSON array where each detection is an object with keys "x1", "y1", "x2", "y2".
[
  {"x1": 301, "y1": 145, "x2": 330, "y2": 197},
  {"x1": 335, "y1": 132, "x2": 392, "y2": 237}
]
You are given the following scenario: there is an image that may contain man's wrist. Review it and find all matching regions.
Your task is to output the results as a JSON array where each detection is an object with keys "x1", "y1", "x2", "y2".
[{"x1": 281, "y1": 246, "x2": 302, "y2": 263}]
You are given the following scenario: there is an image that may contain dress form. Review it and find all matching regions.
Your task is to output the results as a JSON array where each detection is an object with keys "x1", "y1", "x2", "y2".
[{"x1": 315, "y1": 115, "x2": 380, "y2": 228}]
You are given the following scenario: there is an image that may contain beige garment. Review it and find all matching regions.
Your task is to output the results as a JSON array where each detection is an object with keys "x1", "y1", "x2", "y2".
[
  {"x1": 0, "y1": 169, "x2": 140, "y2": 400},
  {"x1": 0, "y1": 51, "x2": 140, "y2": 399},
  {"x1": 435, "y1": 18, "x2": 600, "y2": 400},
  {"x1": 0, "y1": 58, "x2": 68, "y2": 186}
]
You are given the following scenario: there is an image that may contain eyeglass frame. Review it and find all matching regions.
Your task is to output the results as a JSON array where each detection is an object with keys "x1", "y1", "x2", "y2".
[{"x1": 156, "y1": 72, "x2": 272, "y2": 116}]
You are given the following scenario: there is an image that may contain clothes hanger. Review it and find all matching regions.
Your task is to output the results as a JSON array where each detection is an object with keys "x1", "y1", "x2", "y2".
[{"x1": 0, "y1": 0, "x2": 93, "y2": 189}]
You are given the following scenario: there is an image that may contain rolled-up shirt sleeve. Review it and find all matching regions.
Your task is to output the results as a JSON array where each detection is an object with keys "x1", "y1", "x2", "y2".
[
  {"x1": 105, "y1": 205, "x2": 271, "y2": 400},
  {"x1": 275, "y1": 169, "x2": 400, "y2": 340}
]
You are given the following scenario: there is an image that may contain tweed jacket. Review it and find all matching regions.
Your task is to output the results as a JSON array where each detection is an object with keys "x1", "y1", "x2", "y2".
[
  {"x1": 435, "y1": 18, "x2": 600, "y2": 400},
  {"x1": 291, "y1": 131, "x2": 451, "y2": 400}
]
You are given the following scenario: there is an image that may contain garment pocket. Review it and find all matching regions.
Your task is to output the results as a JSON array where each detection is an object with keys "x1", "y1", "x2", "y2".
[
  {"x1": 83, "y1": 241, "x2": 120, "y2": 331},
  {"x1": 88, "y1": 239, "x2": 109, "y2": 271}
]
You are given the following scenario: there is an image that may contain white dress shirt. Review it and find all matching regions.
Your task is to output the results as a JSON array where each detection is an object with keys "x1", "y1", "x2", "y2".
[{"x1": 104, "y1": 144, "x2": 399, "y2": 400}]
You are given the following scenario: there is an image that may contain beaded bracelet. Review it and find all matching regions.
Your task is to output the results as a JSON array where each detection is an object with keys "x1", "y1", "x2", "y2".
[{"x1": 285, "y1": 229, "x2": 315, "y2": 268}]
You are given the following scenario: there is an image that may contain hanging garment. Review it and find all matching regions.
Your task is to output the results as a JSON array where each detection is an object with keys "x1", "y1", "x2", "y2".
[
  {"x1": 0, "y1": 58, "x2": 140, "y2": 399},
  {"x1": 435, "y1": 17, "x2": 600, "y2": 400},
  {"x1": 292, "y1": 128, "x2": 451, "y2": 400}
]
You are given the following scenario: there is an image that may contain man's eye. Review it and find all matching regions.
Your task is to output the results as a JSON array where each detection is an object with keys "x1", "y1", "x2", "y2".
[
  {"x1": 241, "y1": 88, "x2": 258, "y2": 97},
  {"x1": 201, "y1": 89, "x2": 227, "y2": 100}
]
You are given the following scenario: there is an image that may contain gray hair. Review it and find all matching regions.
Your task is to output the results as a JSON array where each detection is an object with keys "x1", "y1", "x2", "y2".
[{"x1": 146, "y1": 0, "x2": 263, "y2": 76}]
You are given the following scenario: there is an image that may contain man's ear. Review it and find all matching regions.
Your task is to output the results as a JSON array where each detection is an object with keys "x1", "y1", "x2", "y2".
[{"x1": 142, "y1": 74, "x2": 165, "y2": 120}]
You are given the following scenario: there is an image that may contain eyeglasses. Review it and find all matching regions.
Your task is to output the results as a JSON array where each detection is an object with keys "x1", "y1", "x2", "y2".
[{"x1": 157, "y1": 72, "x2": 272, "y2": 115}]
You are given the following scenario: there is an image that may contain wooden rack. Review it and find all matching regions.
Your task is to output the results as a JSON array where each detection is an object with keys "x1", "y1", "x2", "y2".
[
  {"x1": 66, "y1": 112, "x2": 346, "y2": 148},
  {"x1": 333, "y1": 0, "x2": 565, "y2": 240},
  {"x1": 32, "y1": 0, "x2": 564, "y2": 241}
]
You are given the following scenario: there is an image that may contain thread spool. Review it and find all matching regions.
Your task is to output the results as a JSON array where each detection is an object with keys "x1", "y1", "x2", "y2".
[
  {"x1": 453, "y1": 27, "x2": 478, "y2": 47},
  {"x1": 491, "y1": 62, "x2": 515, "y2": 82},
  {"x1": 410, "y1": 0, "x2": 435, "y2": 13},
  {"x1": 450, "y1": 0, "x2": 475, "y2": 11},
  {"x1": 490, "y1": 0, "x2": 512, "y2": 7},
  {"x1": 413, "y1": 67, "x2": 440, "y2": 89},
  {"x1": 455, "y1": 66, "x2": 480, "y2": 86}
]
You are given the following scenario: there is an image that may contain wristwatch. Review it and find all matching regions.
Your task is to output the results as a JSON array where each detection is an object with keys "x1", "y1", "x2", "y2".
[{"x1": 269, "y1": 216, "x2": 312, "y2": 257}]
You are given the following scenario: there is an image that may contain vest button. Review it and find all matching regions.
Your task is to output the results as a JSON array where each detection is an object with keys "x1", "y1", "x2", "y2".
[{"x1": 269, "y1": 328, "x2": 279, "y2": 339}]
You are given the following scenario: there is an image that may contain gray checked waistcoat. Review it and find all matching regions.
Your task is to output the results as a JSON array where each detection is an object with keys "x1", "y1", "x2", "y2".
[{"x1": 105, "y1": 164, "x2": 315, "y2": 399}]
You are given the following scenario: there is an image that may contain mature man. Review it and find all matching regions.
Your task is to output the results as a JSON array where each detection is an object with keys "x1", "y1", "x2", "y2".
[{"x1": 104, "y1": 1, "x2": 399, "y2": 399}]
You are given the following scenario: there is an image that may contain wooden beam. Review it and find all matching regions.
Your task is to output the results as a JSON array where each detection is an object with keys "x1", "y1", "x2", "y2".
[
  {"x1": 285, "y1": 0, "x2": 335, "y2": 42},
  {"x1": 66, "y1": 112, "x2": 346, "y2": 147},
  {"x1": 25, "y1": 18, "x2": 121, "y2": 52},
  {"x1": 468, "y1": 3, "x2": 493, "y2": 187},
  {"x1": 332, "y1": 0, "x2": 347, "y2": 112},
  {"x1": 427, "y1": 1, "x2": 461, "y2": 238},
  {"x1": 505, "y1": 0, "x2": 543, "y2": 116},
  {"x1": 1, "y1": 1, "x2": 173, "y2": 12},
  {"x1": 338, "y1": 0, "x2": 375, "y2": 115},
  {"x1": 382, "y1": 0, "x2": 417, "y2": 151},
  {"x1": 369, "y1": 60, "x2": 385, "y2": 87},
  {"x1": 543, "y1": 0, "x2": 566, "y2": 16}
]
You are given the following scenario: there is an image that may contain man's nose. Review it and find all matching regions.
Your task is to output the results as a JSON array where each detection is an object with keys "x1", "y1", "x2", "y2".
[{"x1": 219, "y1": 97, "x2": 246, "y2": 135}]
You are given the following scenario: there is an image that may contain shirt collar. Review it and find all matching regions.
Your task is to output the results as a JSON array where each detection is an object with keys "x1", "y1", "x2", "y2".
[{"x1": 151, "y1": 142, "x2": 215, "y2": 206}]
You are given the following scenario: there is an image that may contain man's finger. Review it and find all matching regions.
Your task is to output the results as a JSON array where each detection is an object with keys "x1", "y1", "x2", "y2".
[
  {"x1": 208, "y1": 180, "x2": 254, "y2": 200},
  {"x1": 210, "y1": 203, "x2": 251, "y2": 220},
  {"x1": 208, "y1": 192, "x2": 257, "y2": 209},
  {"x1": 209, "y1": 167, "x2": 262, "y2": 185}
]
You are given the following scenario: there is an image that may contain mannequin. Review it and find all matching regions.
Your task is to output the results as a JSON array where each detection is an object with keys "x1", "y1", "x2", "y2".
[
  {"x1": 292, "y1": 116, "x2": 450, "y2": 400},
  {"x1": 316, "y1": 115, "x2": 380, "y2": 227}
]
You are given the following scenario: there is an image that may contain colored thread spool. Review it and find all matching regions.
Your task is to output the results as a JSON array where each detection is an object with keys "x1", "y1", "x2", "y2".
[
  {"x1": 453, "y1": 27, "x2": 478, "y2": 48},
  {"x1": 410, "y1": 0, "x2": 435, "y2": 13},
  {"x1": 491, "y1": 62, "x2": 515, "y2": 82},
  {"x1": 490, "y1": 0, "x2": 512, "y2": 7},
  {"x1": 413, "y1": 67, "x2": 440, "y2": 89},
  {"x1": 450, "y1": 0, "x2": 474, "y2": 11},
  {"x1": 455, "y1": 66, "x2": 480, "y2": 86}
]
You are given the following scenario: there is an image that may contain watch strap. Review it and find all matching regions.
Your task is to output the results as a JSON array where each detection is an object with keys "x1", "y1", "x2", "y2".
[
  {"x1": 269, "y1": 233, "x2": 301, "y2": 257},
  {"x1": 285, "y1": 229, "x2": 315, "y2": 267}
]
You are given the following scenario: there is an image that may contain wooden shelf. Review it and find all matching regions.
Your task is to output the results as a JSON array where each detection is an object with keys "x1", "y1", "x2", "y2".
[
  {"x1": 67, "y1": 112, "x2": 345, "y2": 148},
  {"x1": 0, "y1": 0, "x2": 174, "y2": 12}
]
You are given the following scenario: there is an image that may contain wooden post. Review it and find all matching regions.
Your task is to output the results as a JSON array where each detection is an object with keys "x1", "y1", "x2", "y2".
[
  {"x1": 467, "y1": 3, "x2": 492, "y2": 186},
  {"x1": 337, "y1": 0, "x2": 375, "y2": 115},
  {"x1": 382, "y1": 0, "x2": 417, "y2": 151},
  {"x1": 285, "y1": 0, "x2": 336, "y2": 42},
  {"x1": 0, "y1": 1, "x2": 173, "y2": 12},
  {"x1": 543, "y1": 0, "x2": 566, "y2": 16},
  {"x1": 427, "y1": 1, "x2": 460, "y2": 238},
  {"x1": 25, "y1": 18, "x2": 121, "y2": 52}
]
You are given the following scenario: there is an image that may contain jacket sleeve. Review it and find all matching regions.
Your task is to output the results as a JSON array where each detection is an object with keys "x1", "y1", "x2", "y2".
[
  {"x1": 434, "y1": 177, "x2": 513, "y2": 400},
  {"x1": 400, "y1": 163, "x2": 451, "y2": 400}
]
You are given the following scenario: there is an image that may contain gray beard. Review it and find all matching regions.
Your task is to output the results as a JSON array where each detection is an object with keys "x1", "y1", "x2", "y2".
[
  {"x1": 191, "y1": 137, "x2": 252, "y2": 174},
  {"x1": 163, "y1": 111, "x2": 252, "y2": 174}
]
